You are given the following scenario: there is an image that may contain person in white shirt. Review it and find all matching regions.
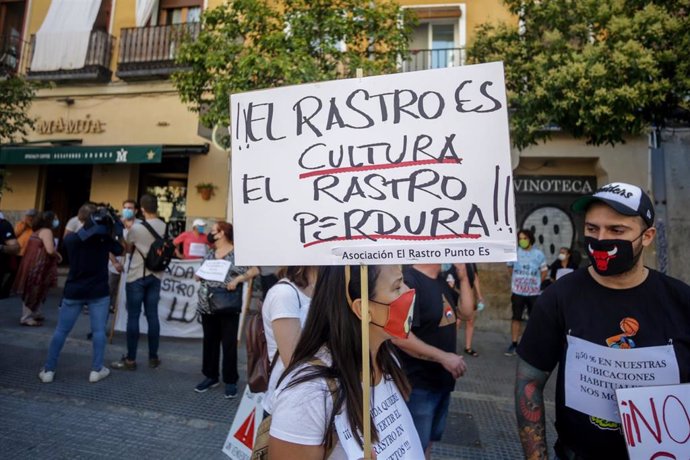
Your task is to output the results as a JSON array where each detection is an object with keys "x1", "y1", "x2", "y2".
[
  {"x1": 269, "y1": 265, "x2": 424, "y2": 459},
  {"x1": 261, "y1": 266, "x2": 317, "y2": 415}
]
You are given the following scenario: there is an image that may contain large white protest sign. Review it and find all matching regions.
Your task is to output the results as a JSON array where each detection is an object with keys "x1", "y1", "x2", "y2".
[
  {"x1": 115, "y1": 259, "x2": 252, "y2": 339},
  {"x1": 615, "y1": 383, "x2": 690, "y2": 460},
  {"x1": 230, "y1": 62, "x2": 516, "y2": 266},
  {"x1": 565, "y1": 335, "x2": 680, "y2": 422}
]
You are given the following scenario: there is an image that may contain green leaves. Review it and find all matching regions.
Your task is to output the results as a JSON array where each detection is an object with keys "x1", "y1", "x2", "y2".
[
  {"x1": 468, "y1": 0, "x2": 690, "y2": 149},
  {"x1": 0, "y1": 76, "x2": 37, "y2": 143},
  {"x1": 172, "y1": 0, "x2": 414, "y2": 131}
]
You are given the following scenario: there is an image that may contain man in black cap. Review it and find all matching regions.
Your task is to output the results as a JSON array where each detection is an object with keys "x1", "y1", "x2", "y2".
[{"x1": 514, "y1": 182, "x2": 690, "y2": 459}]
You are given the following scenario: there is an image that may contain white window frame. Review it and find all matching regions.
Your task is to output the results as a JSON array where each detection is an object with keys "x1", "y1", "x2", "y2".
[{"x1": 403, "y1": 3, "x2": 466, "y2": 66}]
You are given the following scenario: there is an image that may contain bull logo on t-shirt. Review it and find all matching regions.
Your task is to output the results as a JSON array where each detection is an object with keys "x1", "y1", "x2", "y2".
[{"x1": 588, "y1": 244, "x2": 618, "y2": 271}]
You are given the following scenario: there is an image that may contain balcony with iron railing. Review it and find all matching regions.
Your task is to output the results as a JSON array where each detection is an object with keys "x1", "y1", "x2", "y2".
[
  {"x1": 116, "y1": 22, "x2": 201, "y2": 80},
  {"x1": 402, "y1": 47, "x2": 465, "y2": 73},
  {"x1": 25, "y1": 30, "x2": 114, "y2": 83}
]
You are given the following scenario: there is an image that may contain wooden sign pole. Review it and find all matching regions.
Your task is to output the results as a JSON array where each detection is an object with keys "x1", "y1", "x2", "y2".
[
  {"x1": 360, "y1": 264, "x2": 372, "y2": 460},
  {"x1": 354, "y1": 67, "x2": 372, "y2": 460}
]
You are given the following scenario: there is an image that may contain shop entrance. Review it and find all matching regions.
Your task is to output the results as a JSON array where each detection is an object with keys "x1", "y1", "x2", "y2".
[
  {"x1": 138, "y1": 157, "x2": 189, "y2": 238},
  {"x1": 43, "y1": 164, "x2": 93, "y2": 235}
]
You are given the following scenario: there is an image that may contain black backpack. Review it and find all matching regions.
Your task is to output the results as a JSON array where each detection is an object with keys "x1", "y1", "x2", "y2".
[{"x1": 139, "y1": 220, "x2": 175, "y2": 272}]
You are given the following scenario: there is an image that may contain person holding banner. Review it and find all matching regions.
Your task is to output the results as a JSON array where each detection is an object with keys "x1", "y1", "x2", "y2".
[
  {"x1": 515, "y1": 183, "x2": 690, "y2": 460},
  {"x1": 392, "y1": 263, "x2": 475, "y2": 458},
  {"x1": 261, "y1": 266, "x2": 317, "y2": 416},
  {"x1": 268, "y1": 265, "x2": 424, "y2": 459},
  {"x1": 194, "y1": 221, "x2": 258, "y2": 398}
]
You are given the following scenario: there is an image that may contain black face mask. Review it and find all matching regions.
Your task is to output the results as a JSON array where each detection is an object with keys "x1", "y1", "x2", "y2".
[
  {"x1": 585, "y1": 234, "x2": 644, "y2": 276},
  {"x1": 207, "y1": 232, "x2": 217, "y2": 245}
]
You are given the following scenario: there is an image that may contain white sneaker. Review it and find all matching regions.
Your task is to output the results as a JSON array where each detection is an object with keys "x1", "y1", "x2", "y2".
[
  {"x1": 89, "y1": 367, "x2": 111, "y2": 383},
  {"x1": 38, "y1": 369, "x2": 54, "y2": 383}
]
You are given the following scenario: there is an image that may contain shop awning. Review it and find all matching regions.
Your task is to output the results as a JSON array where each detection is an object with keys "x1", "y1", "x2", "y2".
[{"x1": 0, "y1": 144, "x2": 209, "y2": 165}]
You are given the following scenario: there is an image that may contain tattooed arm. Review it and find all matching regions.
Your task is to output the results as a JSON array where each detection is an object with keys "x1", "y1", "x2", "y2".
[{"x1": 515, "y1": 357, "x2": 550, "y2": 460}]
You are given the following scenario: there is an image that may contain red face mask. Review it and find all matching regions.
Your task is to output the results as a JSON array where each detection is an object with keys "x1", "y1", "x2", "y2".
[{"x1": 371, "y1": 289, "x2": 416, "y2": 339}]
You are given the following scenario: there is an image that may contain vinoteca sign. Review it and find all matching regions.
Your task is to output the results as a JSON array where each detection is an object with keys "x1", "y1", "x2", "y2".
[
  {"x1": 514, "y1": 176, "x2": 597, "y2": 195},
  {"x1": 230, "y1": 62, "x2": 517, "y2": 265}
]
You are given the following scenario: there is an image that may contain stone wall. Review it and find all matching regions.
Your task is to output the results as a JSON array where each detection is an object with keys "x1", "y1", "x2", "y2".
[{"x1": 662, "y1": 128, "x2": 690, "y2": 284}]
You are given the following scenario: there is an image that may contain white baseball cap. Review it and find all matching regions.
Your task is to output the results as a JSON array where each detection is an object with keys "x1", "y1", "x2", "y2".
[
  {"x1": 571, "y1": 182, "x2": 655, "y2": 227},
  {"x1": 193, "y1": 218, "x2": 206, "y2": 228}
]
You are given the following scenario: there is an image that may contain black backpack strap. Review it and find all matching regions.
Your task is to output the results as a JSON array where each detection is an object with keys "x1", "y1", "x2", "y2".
[{"x1": 140, "y1": 219, "x2": 163, "y2": 241}]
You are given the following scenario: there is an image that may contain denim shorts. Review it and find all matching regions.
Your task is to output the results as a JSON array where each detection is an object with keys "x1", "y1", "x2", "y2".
[{"x1": 405, "y1": 387, "x2": 451, "y2": 450}]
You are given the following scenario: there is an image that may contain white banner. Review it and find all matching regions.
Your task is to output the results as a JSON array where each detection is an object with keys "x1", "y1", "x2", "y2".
[
  {"x1": 114, "y1": 259, "x2": 251, "y2": 339},
  {"x1": 565, "y1": 335, "x2": 680, "y2": 423},
  {"x1": 223, "y1": 387, "x2": 266, "y2": 459},
  {"x1": 616, "y1": 383, "x2": 690, "y2": 460},
  {"x1": 230, "y1": 62, "x2": 516, "y2": 266}
]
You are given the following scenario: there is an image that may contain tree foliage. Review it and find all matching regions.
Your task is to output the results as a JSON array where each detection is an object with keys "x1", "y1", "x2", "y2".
[
  {"x1": 468, "y1": 0, "x2": 690, "y2": 149},
  {"x1": 172, "y1": 0, "x2": 414, "y2": 131},
  {"x1": 0, "y1": 75, "x2": 36, "y2": 143}
]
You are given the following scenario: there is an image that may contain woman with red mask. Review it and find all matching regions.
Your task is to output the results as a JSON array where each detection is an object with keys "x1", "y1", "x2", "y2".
[{"x1": 267, "y1": 265, "x2": 424, "y2": 459}]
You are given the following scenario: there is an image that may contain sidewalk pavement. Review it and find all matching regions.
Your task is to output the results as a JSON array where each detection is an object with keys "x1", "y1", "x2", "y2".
[{"x1": 0, "y1": 290, "x2": 556, "y2": 459}]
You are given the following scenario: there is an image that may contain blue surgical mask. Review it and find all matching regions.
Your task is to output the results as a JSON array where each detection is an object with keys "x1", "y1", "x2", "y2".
[
  {"x1": 52, "y1": 218, "x2": 60, "y2": 229},
  {"x1": 197, "y1": 226, "x2": 205, "y2": 234},
  {"x1": 122, "y1": 208, "x2": 135, "y2": 220},
  {"x1": 441, "y1": 263, "x2": 453, "y2": 273}
]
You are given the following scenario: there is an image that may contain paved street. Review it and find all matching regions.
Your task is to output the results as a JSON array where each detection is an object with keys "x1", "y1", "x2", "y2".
[{"x1": 0, "y1": 290, "x2": 556, "y2": 459}]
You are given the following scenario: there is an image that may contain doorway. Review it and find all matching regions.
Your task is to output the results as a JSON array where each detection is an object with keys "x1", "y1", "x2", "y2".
[
  {"x1": 138, "y1": 157, "x2": 189, "y2": 238},
  {"x1": 43, "y1": 164, "x2": 93, "y2": 238}
]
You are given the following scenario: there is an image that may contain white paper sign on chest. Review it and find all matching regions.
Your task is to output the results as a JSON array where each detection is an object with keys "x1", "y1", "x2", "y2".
[
  {"x1": 231, "y1": 62, "x2": 517, "y2": 266},
  {"x1": 195, "y1": 259, "x2": 232, "y2": 283}
]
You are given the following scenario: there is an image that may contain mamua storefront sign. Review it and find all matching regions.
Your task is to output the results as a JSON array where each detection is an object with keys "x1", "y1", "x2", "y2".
[
  {"x1": 231, "y1": 62, "x2": 516, "y2": 266},
  {"x1": 0, "y1": 145, "x2": 162, "y2": 164},
  {"x1": 34, "y1": 116, "x2": 106, "y2": 135}
]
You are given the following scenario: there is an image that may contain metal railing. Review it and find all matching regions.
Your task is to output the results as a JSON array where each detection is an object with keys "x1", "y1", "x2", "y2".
[
  {"x1": 118, "y1": 22, "x2": 201, "y2": 67},
  {"x1": 25, "y1": 30, "x2": 114, "y2": 80},
  {"x1": 0, "y1": 33, "x2": 26, "y2": 75},
  {"x1": 402, "y1": 47, "x2": 465, "y2": 72}
]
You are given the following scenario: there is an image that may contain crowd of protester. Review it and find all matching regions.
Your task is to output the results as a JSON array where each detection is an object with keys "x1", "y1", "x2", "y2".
[{"x1": 2, "y1": 180, "x2": 688, "y2": 459}]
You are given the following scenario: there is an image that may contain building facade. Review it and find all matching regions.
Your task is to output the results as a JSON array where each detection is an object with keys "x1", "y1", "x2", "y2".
[
  {"x1": 1, "y1": 1, "x2": 655, "y2": 326},
  {"x1": 1, "y1": 0, "x2": 226, "y2": 233}
]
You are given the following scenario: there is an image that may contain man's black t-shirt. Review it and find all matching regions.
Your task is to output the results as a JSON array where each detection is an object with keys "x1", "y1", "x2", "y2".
[
  {"x1": 0, "y1": 219, "x2": 16, "y2": 272},
  {"x1": 518, "y1": 268, "x2": 690, "y2": 459},
  {"x1": 63, "y1": 232, "x2": 123, "y2": 300},
  {"x1": 400, "y1": 266, "x2": 458, "y2": 393}
]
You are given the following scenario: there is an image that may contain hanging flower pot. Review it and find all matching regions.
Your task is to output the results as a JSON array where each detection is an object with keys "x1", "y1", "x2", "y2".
[{"x1": 196, "y1": 183, "x2": 217, "y2": 201}]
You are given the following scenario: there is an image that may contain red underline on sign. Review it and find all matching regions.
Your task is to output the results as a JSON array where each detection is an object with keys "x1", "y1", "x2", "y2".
[
  {"x1": 303, "y1": 233, "x2": 481, "y2": 248},
  {"x1": 298, "y1": 158, "x2": 462, "y2": 180}
]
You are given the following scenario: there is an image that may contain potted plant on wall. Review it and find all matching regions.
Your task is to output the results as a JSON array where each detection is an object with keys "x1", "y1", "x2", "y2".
[{"x1": 196, "y1": 182, "x2": 217, "y2": 201}]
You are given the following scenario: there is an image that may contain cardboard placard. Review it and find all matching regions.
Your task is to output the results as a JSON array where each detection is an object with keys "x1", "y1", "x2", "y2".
[
  {"x1": 230, "y1": 62, "x2": 516, "y2": 265},
  {"x1": 222, "y1": 387, "x2": 266, "y2": 459},
  {"x1": 616, "y1": 383, "x2": 690, "y2": 460}
]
